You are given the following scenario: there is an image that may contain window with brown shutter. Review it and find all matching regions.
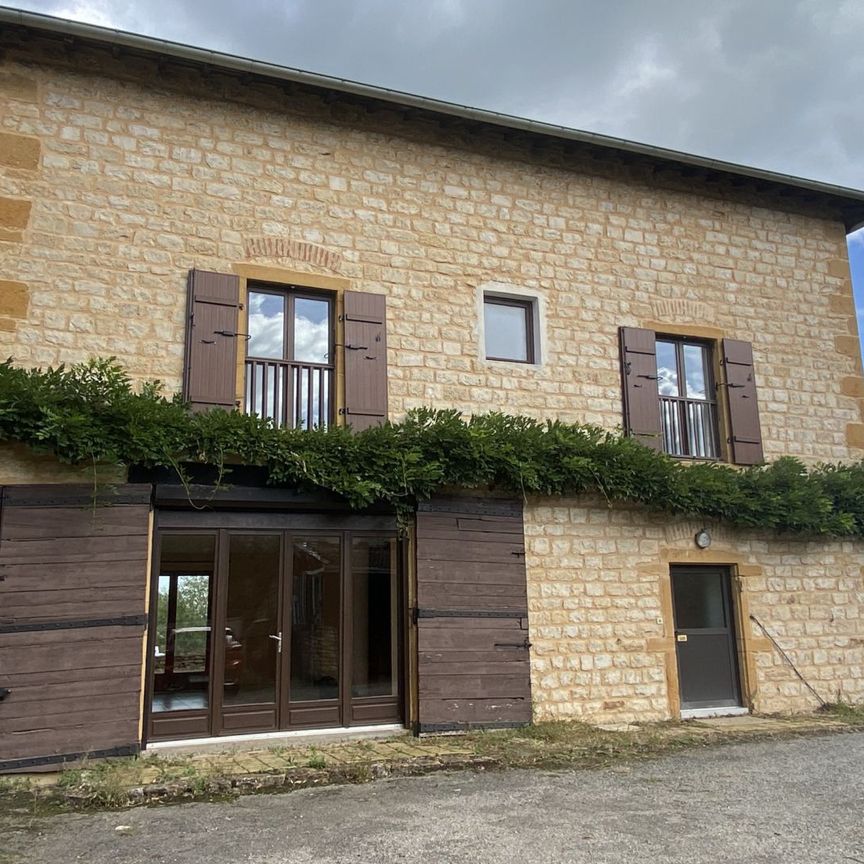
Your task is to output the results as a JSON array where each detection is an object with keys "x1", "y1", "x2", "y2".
[
  {"x1": 619, "y1": 328, "x2": 764, "y2": 464},
  {"x1": 655, "y1": 336, "x2": 720, "y2": 459},
  {"x1": 619, "y1": 326, "x2": 663, "y2": 451},
  {"x1": 721, "y1": 338, "x2": 764, "y2": 465},
  {"x1": 183, "y1": 269, "x2": 241, "y2": 411},
  {"x1": 343, "y1": 291, "x2": 388, "y2": 431},
  {"x1": 243, "y1": 285, "x2": 334, "y2": 429}
]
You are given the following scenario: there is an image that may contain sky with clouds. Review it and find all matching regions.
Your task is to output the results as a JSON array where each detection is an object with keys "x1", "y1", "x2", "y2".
[{"x1": 11, "y1": 0, "x2": 864, "y2": 342}]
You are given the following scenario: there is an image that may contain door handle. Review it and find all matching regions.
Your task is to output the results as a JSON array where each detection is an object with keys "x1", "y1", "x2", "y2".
[
  {"x1": 269, "y1": 632, "x2": 283, "y2": 653},
  {"x1": 676, "y1": 633, "x2": 688, "y2": 642}
]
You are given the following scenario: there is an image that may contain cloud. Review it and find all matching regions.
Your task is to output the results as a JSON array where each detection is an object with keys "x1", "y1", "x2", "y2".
[
  {"x1": 12, "y1": 0, "x2": 864, "y2": 191},
  {"x1": 47, "y1": 2, "x2": 119, "y2": 27}
]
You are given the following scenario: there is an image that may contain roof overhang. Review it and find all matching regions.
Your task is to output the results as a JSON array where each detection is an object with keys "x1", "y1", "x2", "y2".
[{"x1": 2, "y1": 6, "x2": 864, "y2": 233}]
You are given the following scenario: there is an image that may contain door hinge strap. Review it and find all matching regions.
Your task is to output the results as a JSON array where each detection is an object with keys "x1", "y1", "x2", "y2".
[
  {"x1": 416, "y1": 609, "x2": 527, "y2": 619},
  {"x1": 0, "y1": 614, "x2": 146, "y2": 635}
]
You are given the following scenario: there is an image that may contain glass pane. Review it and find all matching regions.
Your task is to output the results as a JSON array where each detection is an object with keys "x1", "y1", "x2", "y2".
[
  {"x1": 683, "y1": 344, "x2": 709, "y2": 400},
  {"x1": 352, "y1": 538, "x2": 398, "y2": 698},
  {"x1": 293, "y1": 297, "x2": 330, "y2": 364},
  {"x1": 672, "y1": 571, "x2": 727, "y2": 630},
  {"x1": 152, "y1": 534, "x2": 216, "y2": 714},
  {"x1": 484, "y1": 300, "x2": 529, "y2": 362},
  {"x1": 223, "y1": 534, "x2": 281, "y2": 706},
  {"x1": 291, "y1": 537, "x2": 341, "y2": 702},
  {"x1": 656, "y1": 341, "x2": 679, "y2": 396},
  {"x1": 248, "y1": 291, "x2": 285, "y2": 359}
]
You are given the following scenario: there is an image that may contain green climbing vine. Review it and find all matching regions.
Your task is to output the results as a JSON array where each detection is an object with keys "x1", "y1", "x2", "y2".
[{"x1": 1, "y1": 357, "x2": 864, "y2": 537}]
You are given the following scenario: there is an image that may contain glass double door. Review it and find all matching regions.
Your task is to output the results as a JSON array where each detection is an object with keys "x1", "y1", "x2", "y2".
[{"x1": 150, "y1": 530, "x2": 401, "y2": 740}]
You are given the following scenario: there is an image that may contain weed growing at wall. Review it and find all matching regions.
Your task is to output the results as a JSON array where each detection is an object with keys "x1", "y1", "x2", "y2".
[{"x1": 1, "y1": 358, "x2": 864, "y2": 536}]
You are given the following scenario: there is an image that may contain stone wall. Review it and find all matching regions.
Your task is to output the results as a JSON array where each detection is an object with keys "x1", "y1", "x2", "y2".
[
  {"x1": 524, "y1": 499, "x2": 864, "y2": 723},
  {"x1": 0, "y1": 36, "x2": 861, "y2": 491}
]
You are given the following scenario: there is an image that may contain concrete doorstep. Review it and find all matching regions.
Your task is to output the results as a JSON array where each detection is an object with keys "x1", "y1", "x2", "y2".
[{"x1": 2, "y1": 710, "x2": 861, "y2": 812}]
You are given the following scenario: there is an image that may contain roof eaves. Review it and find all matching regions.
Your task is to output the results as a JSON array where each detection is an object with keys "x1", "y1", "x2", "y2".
[{"x1": 2, "y1": 5, "x2": 864, "y2": 231}]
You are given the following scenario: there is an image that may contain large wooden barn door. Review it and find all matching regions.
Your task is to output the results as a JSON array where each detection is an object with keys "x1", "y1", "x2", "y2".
[
  {"x1": 0, "y1": 485, "x2": 151, "y2": 772},
  {"x1": 415, "y1": 497, "x2": 531, "y2": 732}
]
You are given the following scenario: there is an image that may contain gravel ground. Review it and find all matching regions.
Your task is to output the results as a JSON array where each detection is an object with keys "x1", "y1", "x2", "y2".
[{"x1": 5, "y1": 731, "x2": 864, "y2": 864}]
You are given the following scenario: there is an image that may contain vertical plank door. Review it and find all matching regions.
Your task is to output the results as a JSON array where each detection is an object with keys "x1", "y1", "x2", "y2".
[{"x1": 415, "y1": 496, "x2": 531, "y2": 732}]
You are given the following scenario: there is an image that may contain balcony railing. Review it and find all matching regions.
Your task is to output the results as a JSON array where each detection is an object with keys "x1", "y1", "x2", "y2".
[
  {"x1": 659, "y1": 395, "x2": 719, "y2": 459},
  {"x1": 244, "y1": 359, "x2": 332, "y2": 430}
]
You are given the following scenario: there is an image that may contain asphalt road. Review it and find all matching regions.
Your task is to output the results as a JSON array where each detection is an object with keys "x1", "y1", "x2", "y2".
[{"x1": 6, "y1": 732, "x2": 864, "y2": 864}]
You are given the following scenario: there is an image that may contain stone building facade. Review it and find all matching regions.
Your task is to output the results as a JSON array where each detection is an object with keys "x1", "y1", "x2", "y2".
[{"x1": 1, "y1": 12, "x2": 863, "y2": 768}]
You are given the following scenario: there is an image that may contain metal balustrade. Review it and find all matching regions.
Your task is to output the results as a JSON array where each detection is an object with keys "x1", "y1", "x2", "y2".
[
  {"x1": 659, "y1": 395, "x2": 719, "y2": 459},
  {"x1": 244, "y1": 359, "x2": 332, "y2": 429}
]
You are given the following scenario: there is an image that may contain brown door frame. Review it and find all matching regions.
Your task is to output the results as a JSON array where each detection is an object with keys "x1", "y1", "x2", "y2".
[
  {"x1": 214, "y1": 529, "x2": 284, "y2": 736},
  {"x1": 145, "y1": 524, "x2": 405, "y2": 743},
  {"x1": 670, "y1": 564, "x2": 743, "y2": 712},
  {"x1": 144, "y1": 528, "x2": 219, "y2": 744}
]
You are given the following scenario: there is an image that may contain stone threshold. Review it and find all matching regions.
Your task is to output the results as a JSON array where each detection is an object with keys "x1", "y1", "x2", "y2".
[
  {"x1": 680, "y1": 706, "x2": 749, "y2": 719},
  {"x1": 145, "y1": 724, "x2": 407, "y2": 756}
]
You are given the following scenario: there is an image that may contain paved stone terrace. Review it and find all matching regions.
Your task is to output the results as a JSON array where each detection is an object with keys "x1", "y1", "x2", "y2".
[{"x1": 7, "y1": 711, "x2": 860, "y2": 808}]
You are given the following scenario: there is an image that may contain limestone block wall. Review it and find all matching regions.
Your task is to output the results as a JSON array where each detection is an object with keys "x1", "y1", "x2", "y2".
[
  {"x1": 524, "y1": 499, "x2": 864, "y2": 723},
  {"x1": 0, "y1": 35, "x2": 861, "y2": 493}
]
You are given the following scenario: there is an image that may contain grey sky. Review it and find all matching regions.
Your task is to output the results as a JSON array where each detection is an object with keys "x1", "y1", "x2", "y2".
[
  {"x1": 10, "y1": 0, "x2": 864, "y2": 191},
  {"x1": 9, "y1": 1, "x2": 864, "y2": 345}
]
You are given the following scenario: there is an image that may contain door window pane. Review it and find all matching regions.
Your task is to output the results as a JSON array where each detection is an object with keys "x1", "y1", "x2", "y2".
[
  {"x1": 352, "y1": 538, "x2": 398, "y2": 698},
  {"x1": 672, "y1": 570, "x2": 727, "y2": 630},
  {"x1": 152, "y1": 534, "x2": 216, "y2": 713},
  {"x1": 656, "y1": 340, "x2": 679, "y2": 396},
  {"x1": 291, "y1": 537, "x2": 341, "y2": 702},
  {"x1": 248, "y1": 291, "x2": 285, "y2": 359},
  {"x1": 293, "y1": 297, "x2": 330, "y2": 364},
  {"x1": 223, "y1": 534, "x2": 281, "y2": 706},
  {"x1": 484, "y1": 299, "x2": 531, "y2": 362}
]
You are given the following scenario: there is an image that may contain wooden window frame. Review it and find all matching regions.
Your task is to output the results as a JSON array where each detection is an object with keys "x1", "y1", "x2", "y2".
[
  {"x1": 656, "y1": 335, "x2": 720, "y2": 461},
  {"x1": 246, "y1": 283, "x2": 335, "y2": 366},
  {"x1": 483, "y1": 295, "x2": 536, "y2": 364},
  {"x1": 245, "y1": 283, "x2": 336, "y2": 429}
]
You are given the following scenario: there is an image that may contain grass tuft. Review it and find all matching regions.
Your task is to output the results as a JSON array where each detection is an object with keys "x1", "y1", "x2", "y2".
[{"x1": 820, "y1": 700, "x2": 864, "y2": 724}]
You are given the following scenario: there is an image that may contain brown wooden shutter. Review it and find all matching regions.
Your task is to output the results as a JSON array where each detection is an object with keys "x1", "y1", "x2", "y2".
[
  {"x1": 415, "y1": 496, "x2": 531, "y2": 732},
  {"x1": 182, "y1": 269, "x2": 241, "y2": 411},
  {"x1": 619, "y1": 326, "x2": 663, "y2": 450},
  {"x1": 0, "y1": 485, "x2": 151, "y2": 771},
  {"x1": 722, "y1": 338, "x2": 764, "y2": 465},
  {"x1": 343, "y1": 291, "x2": 388, "y2": 431}
]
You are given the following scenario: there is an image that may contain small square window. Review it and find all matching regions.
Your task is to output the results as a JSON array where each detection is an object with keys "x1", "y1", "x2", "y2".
[{"x1": 483, "y1": 296, "x2": 535, "y2": 363}]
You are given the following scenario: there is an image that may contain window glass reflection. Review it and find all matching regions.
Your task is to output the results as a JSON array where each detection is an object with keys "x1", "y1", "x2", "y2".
[
  {"x1": 223, "y1": 534, "x2": 281, "y2": 707},
  {"x1": 291, "y1": 537, "x2": 341, "y2": 702},
  {"x1": 248, "y1": 291, "x2": 285, "y2": 359},
  {"x1": 352, "y1": 538, "x2": 398, "y2": 698},
  {"x1": 293, "y1": 298, "x2": 330, "y2": 364},
  {"x1": 484, "y1": 300, "x2": 529, "y2": 362},
  {"x1": 152, "y1": 534, "x2": 216, "y2": 714},
  {"x1": 656, "y1": 341, "x2": 679, "y2": 396},
  {"x1": 684, "y1": 344, "x2": 709, "y2": 400}
]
